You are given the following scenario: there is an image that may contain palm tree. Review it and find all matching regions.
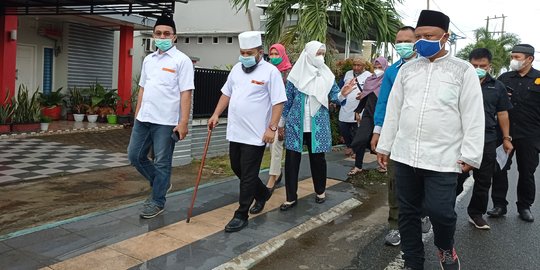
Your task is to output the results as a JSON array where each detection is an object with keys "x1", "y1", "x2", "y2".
[
  {"x1": 230, "y1": 0, "x2": 402, "y2": 60},
  {"x1": 456, "y1": 27, "x2": 520, "y2": 76}
]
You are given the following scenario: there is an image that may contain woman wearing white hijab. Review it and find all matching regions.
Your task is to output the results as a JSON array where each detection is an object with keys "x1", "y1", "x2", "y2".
[{"x1": 280, "y1": 41, "x2": 351, "y2": 210}]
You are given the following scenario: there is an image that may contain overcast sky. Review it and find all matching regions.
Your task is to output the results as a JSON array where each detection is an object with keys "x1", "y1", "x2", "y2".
[{"x1": 395, "y1": 0, "x2": 540, "y2": 65}]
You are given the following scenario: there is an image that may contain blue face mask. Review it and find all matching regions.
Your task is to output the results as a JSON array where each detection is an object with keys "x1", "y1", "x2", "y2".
[
  {"x1": 414, "y1": 38, "x2": 443, "y2": 58},
  {"x1": 155, "y1": 38, "x2": 173, "y2": 51},
  {"x1": 238, "y1": 55, "x2": 257, "y2": 68},
  {"x1": 395, "y1": 43, "x2": 415, "y2": 59},
  {"x1": 476, "y1": 68, "x2": 487, "y2": 79}
]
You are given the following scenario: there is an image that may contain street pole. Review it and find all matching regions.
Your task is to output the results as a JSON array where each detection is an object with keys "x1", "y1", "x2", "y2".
[{"x1": 427, "y1": 0, "x2": 430, "y2": 9}]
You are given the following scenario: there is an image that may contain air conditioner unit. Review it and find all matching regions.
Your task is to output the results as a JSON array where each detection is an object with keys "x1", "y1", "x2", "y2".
[{"x1": 143, "y1": 38, "x2": 155, "y2": 52}]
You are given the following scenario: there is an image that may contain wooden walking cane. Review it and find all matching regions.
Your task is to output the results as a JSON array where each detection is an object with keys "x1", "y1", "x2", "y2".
[{"x1": 187, "y1": 126, "x2": 213, "y2": 223}]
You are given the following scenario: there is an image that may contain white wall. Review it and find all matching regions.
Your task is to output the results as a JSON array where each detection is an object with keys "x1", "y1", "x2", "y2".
[
  {"x1": 177, "y1": 36, "x2": 240, "y2": 69},
  {"x1": 17, "y1": 17, "x2": 61, "y2": 93}
]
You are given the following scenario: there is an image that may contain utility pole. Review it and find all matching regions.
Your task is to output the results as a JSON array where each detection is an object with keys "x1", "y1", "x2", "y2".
[
  {"x1": 427, "y1": 0, "x2": 430, "y2": 10},
  {"x1": 485, "y1": 14, "x2": 506, "y2": 35}
]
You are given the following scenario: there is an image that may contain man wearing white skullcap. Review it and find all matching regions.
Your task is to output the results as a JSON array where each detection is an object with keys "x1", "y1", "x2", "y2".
[{"x1": 208, "y1": 31, "x2": 287, "y2": 232}]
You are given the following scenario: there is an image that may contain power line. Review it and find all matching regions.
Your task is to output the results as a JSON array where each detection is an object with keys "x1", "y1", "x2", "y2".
[{"x1": 430, "y1": 0, "x2": 472, "y2": 40}]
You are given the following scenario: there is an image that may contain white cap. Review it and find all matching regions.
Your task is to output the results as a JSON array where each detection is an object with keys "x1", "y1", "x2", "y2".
[{"x1": 238, "y1": 31, "x2": 262, "y2": 49}]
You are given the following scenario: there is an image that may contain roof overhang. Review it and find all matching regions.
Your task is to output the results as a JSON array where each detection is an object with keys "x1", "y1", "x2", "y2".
[{"x1": 0, "y1": 1, "x2": 182, "y2": 17}]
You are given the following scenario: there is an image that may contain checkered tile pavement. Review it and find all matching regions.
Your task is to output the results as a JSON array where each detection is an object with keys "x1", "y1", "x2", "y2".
[{"x1": 0, "y1": 138, "x2": 129, "y2": 184}]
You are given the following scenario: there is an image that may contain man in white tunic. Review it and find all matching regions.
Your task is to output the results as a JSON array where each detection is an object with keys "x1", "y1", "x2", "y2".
[
  {"x1": 376, "y1": 10, "x2": 485, "y2": 270},
  {"x1": 128, "y1": 15, "x2": 194, "y2": 219},
  {"x1": 208, "y1": 31, "x2": 287, "y2": 232}
]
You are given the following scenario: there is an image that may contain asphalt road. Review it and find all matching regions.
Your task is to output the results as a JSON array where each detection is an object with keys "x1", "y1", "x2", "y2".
[
  {"x1": 253, "y1": 158, "x2": 540, "y2": 270},
  {"x1": 420, "y1": 161, "x2": 540, "y2": 270}
]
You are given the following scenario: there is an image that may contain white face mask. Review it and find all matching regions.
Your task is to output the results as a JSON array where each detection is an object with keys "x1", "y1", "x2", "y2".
[
  {"x1": 510, "y1": 59, "x2": 524, "y2": 71},
  {"x1": 374, "y1": 69, "x2": 384, "y2": 77},
  {"x1": 312, "y1": 55, "x2": 325, "y2": 68}
]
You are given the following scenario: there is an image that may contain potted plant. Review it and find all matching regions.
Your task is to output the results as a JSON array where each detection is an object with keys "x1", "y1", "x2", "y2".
[
  {"x1": 117, "y1": 99, "x2": 131, "y2": 125},
  {"x1": 39, "y1": 87, "x2": 64, "y2": 120},
  {"x1": 40, "y1": 115, "x2": 52, "y2": 131},
  {"x1": 86, "y1": 103, "x2": 98, "y2": 123},
  {"x1": 12, "y1": 85, "x2": 41, "y2": 132},
  {"x1": 0, "y1": 92, "x2": 15, "y2": 133},
  {"x1": 68, "y1": 87, "x2": 86, "y2": 122}
]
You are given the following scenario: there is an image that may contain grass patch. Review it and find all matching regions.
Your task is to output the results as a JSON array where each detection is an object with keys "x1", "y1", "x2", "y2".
[
  {"x1": 192, "y1": 149, "x2": 273, "y2": 177},
  {"x1": 348, "y1": 164, "x2": 393, "y2": 188}
]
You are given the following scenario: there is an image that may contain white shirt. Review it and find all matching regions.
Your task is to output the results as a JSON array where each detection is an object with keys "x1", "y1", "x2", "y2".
[
  {"x1": 376, "y1": 53, "x2": 485, "y2": 172},
  {"x1": 303, "y1": 97, "x2": 311, "y2": 132},
  {"x1": 222, "y1": 60, "x2": 287, "y2": 146},
  {"x1": 338, "y1": 70, "x2": 372, "y2": 122},
  {"x1": 138, "y1": 47, "x2": 194, "y2": 126}
]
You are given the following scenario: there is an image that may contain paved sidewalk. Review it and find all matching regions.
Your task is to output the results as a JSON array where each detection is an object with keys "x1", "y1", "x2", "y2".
[{"x1": 0, "y1": 152, "x2": 365, "y2": 270}]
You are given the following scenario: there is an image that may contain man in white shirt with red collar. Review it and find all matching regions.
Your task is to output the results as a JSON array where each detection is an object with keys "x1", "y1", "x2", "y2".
[
  {"x1": 128, "y1": 15, "x2": 194, "y2": 219},
  {"x1": 208, "y1": 31, "x2": 287, "y2": 232},
  {"x1": 376, "y1": 10, "x2": 485, "y2": 270}
]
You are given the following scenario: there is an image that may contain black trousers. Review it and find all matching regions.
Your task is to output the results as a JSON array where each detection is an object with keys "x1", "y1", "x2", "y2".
[
  {"x1": 456, "y1": 141, "x2": 497, "y2": 216},
  {"x1": 229, "y1": 142, "x2": 269, "y2": 220},
  {"x1": 351, "y1": 116, "x2": 374, "y2": 169},
  {"x1": 395, "y1": 162, "x2": 458, "y2": 269},
  {"x1": 514, "y1": 138, "x2": 540, "y2": 210},
  {"x1": 284, "y1": 132, "x2": 327, "y2": 202},
  {"x1": 490, "y1": 138, "x2": 540, "y2": 210},
  {"x1": 491, "y1": 149, "x2": 514, "y2": 208}
]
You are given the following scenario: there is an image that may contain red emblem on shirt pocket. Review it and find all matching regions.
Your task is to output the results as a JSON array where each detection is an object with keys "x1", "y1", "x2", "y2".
[
  {"x1": 251, "y1": 80, "x2": 265, "y2": 85},
  {"x1": 162, "y1": 67, "x2": 176, "y2": 73}
]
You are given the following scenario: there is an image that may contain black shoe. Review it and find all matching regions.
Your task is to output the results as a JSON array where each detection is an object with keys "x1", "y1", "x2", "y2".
[
  {"x1": 487, "y1": 206, "x2": 507, "y2": 217},
  {"x1": 315, "y1": 195, "x2": 326, "y2": 204},
  {"x1": 518, "y1": 208, "x2": 534, "y2": 222},
  {"x1": 249, "y1": 201, "x2": 266, "y2": 214},
  {"x1": 279, "y1": 201, "x2": 297, "y2": 211},
  {"x1": 224, "y1": 217, "x2": 248, "y2": 232}
]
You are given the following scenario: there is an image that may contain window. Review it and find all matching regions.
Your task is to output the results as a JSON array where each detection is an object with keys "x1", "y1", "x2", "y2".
[
  {"x1": 198, "y1": 37, "x2": 203, "y2": 44},
  {"x1": 43, "y1": 48, "x2": 54, "y2": 94},
  {"x1": 184, "y1": 37, "x2": 190, "y2": 44},
  {"x1": 227, "y1": 37, "x2": 233, "y2": 44},
  {"x1": 213, "y1": 37, "x2": 219, "y2": 44}
]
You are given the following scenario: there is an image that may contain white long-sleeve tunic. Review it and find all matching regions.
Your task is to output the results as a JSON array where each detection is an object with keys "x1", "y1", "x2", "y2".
[{"x1": 376, "y1": 53, "x2": 485, "y2": 173}]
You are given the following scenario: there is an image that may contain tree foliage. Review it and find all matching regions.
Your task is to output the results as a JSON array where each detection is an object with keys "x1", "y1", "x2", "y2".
[
  {"x1": 230, "y1": 0, "x2": 402, "y2": 60},
  {"x1": 456, "y1": 27, "x2": 520, "y2": 76}
]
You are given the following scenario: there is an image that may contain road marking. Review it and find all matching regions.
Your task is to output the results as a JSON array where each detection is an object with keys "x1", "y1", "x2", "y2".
[
  {"x1": 213, "y1": 198, "x2": 363, "y2": 270},
  {"x1": 384, "y1": 176, "x2": 474, "y2": 270}
]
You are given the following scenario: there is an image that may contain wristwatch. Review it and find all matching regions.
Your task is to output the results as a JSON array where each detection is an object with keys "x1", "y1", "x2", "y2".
[
  {"x1": 269, "y1": 125, "x2": 278, "y2": 132},
  {"x1": 503, "y1": 136, "x2": 512, "y2": 142}
]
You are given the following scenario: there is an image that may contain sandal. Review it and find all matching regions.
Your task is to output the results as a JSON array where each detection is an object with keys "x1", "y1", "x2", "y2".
[
  {"x1": 377, "y1": 167, "x2": 388, "y2": 173},
  {"x1": 347, "y1": 167, "x2": 363, "y2": 176}
]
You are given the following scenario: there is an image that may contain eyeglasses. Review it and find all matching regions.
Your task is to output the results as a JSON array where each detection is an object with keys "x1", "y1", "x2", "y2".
[{"x1": 153, "y1": 31, "x2": 174, "y2": 38}]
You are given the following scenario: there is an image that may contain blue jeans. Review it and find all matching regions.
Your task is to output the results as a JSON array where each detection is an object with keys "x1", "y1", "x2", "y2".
[
  {"x1": 128, "y1": 120, "x2": 176, "y2": 208},
  {"x1": 395, "y1": 162, "x2": 458, "y2": 270}
]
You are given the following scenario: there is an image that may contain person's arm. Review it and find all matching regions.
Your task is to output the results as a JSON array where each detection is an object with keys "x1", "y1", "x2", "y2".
[
  {"x1": 263, "y1": 68, "x2": 287, "y2": 143},
  {"x1": 208, "y1": 71, "x2": 234, "y2": 130},
  {"x1": 376, "y1": 71, "x2": 405, "y2": 169},
  {"x1": 373, "y1": 68, "x2": 393, "y2": 134},
  {"x1": 174, "y1": 90, "x2": 192, "y2": 139},
  {"x1": 208, "y1": 94, "x2": 230, "y2": 130},
  {"x1": 282, "y1": 81, "x2": 296, "y2": 120},
  {"x1": 329, "y1": 82, "x2": 341, "y2": 104},
  {"x1": 458, "y1": 67, "x2": 486, "y2": 171},
  {"x1": 497, "y1": 111, "x2": 513, "y2": 153},
  {"x1": 134, "y1": 87, "x2": 144, "y2": 118}
]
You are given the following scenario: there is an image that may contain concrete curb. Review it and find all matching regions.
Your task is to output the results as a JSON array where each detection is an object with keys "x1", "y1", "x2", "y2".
[{"x1": 213, "y1": 198, "x2": 363, "y2": 270}]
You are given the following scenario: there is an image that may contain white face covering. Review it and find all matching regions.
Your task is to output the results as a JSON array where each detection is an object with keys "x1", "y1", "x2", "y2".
[
  {"x1": 510, "y1": 59, "x2": 525, "y2": 71},
  {"x1": 312, "y1": 55, "x2": 325, "y2": 68},
  {"x1": 374, "y1": 69, "x2": 384, "y2": 77}
]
